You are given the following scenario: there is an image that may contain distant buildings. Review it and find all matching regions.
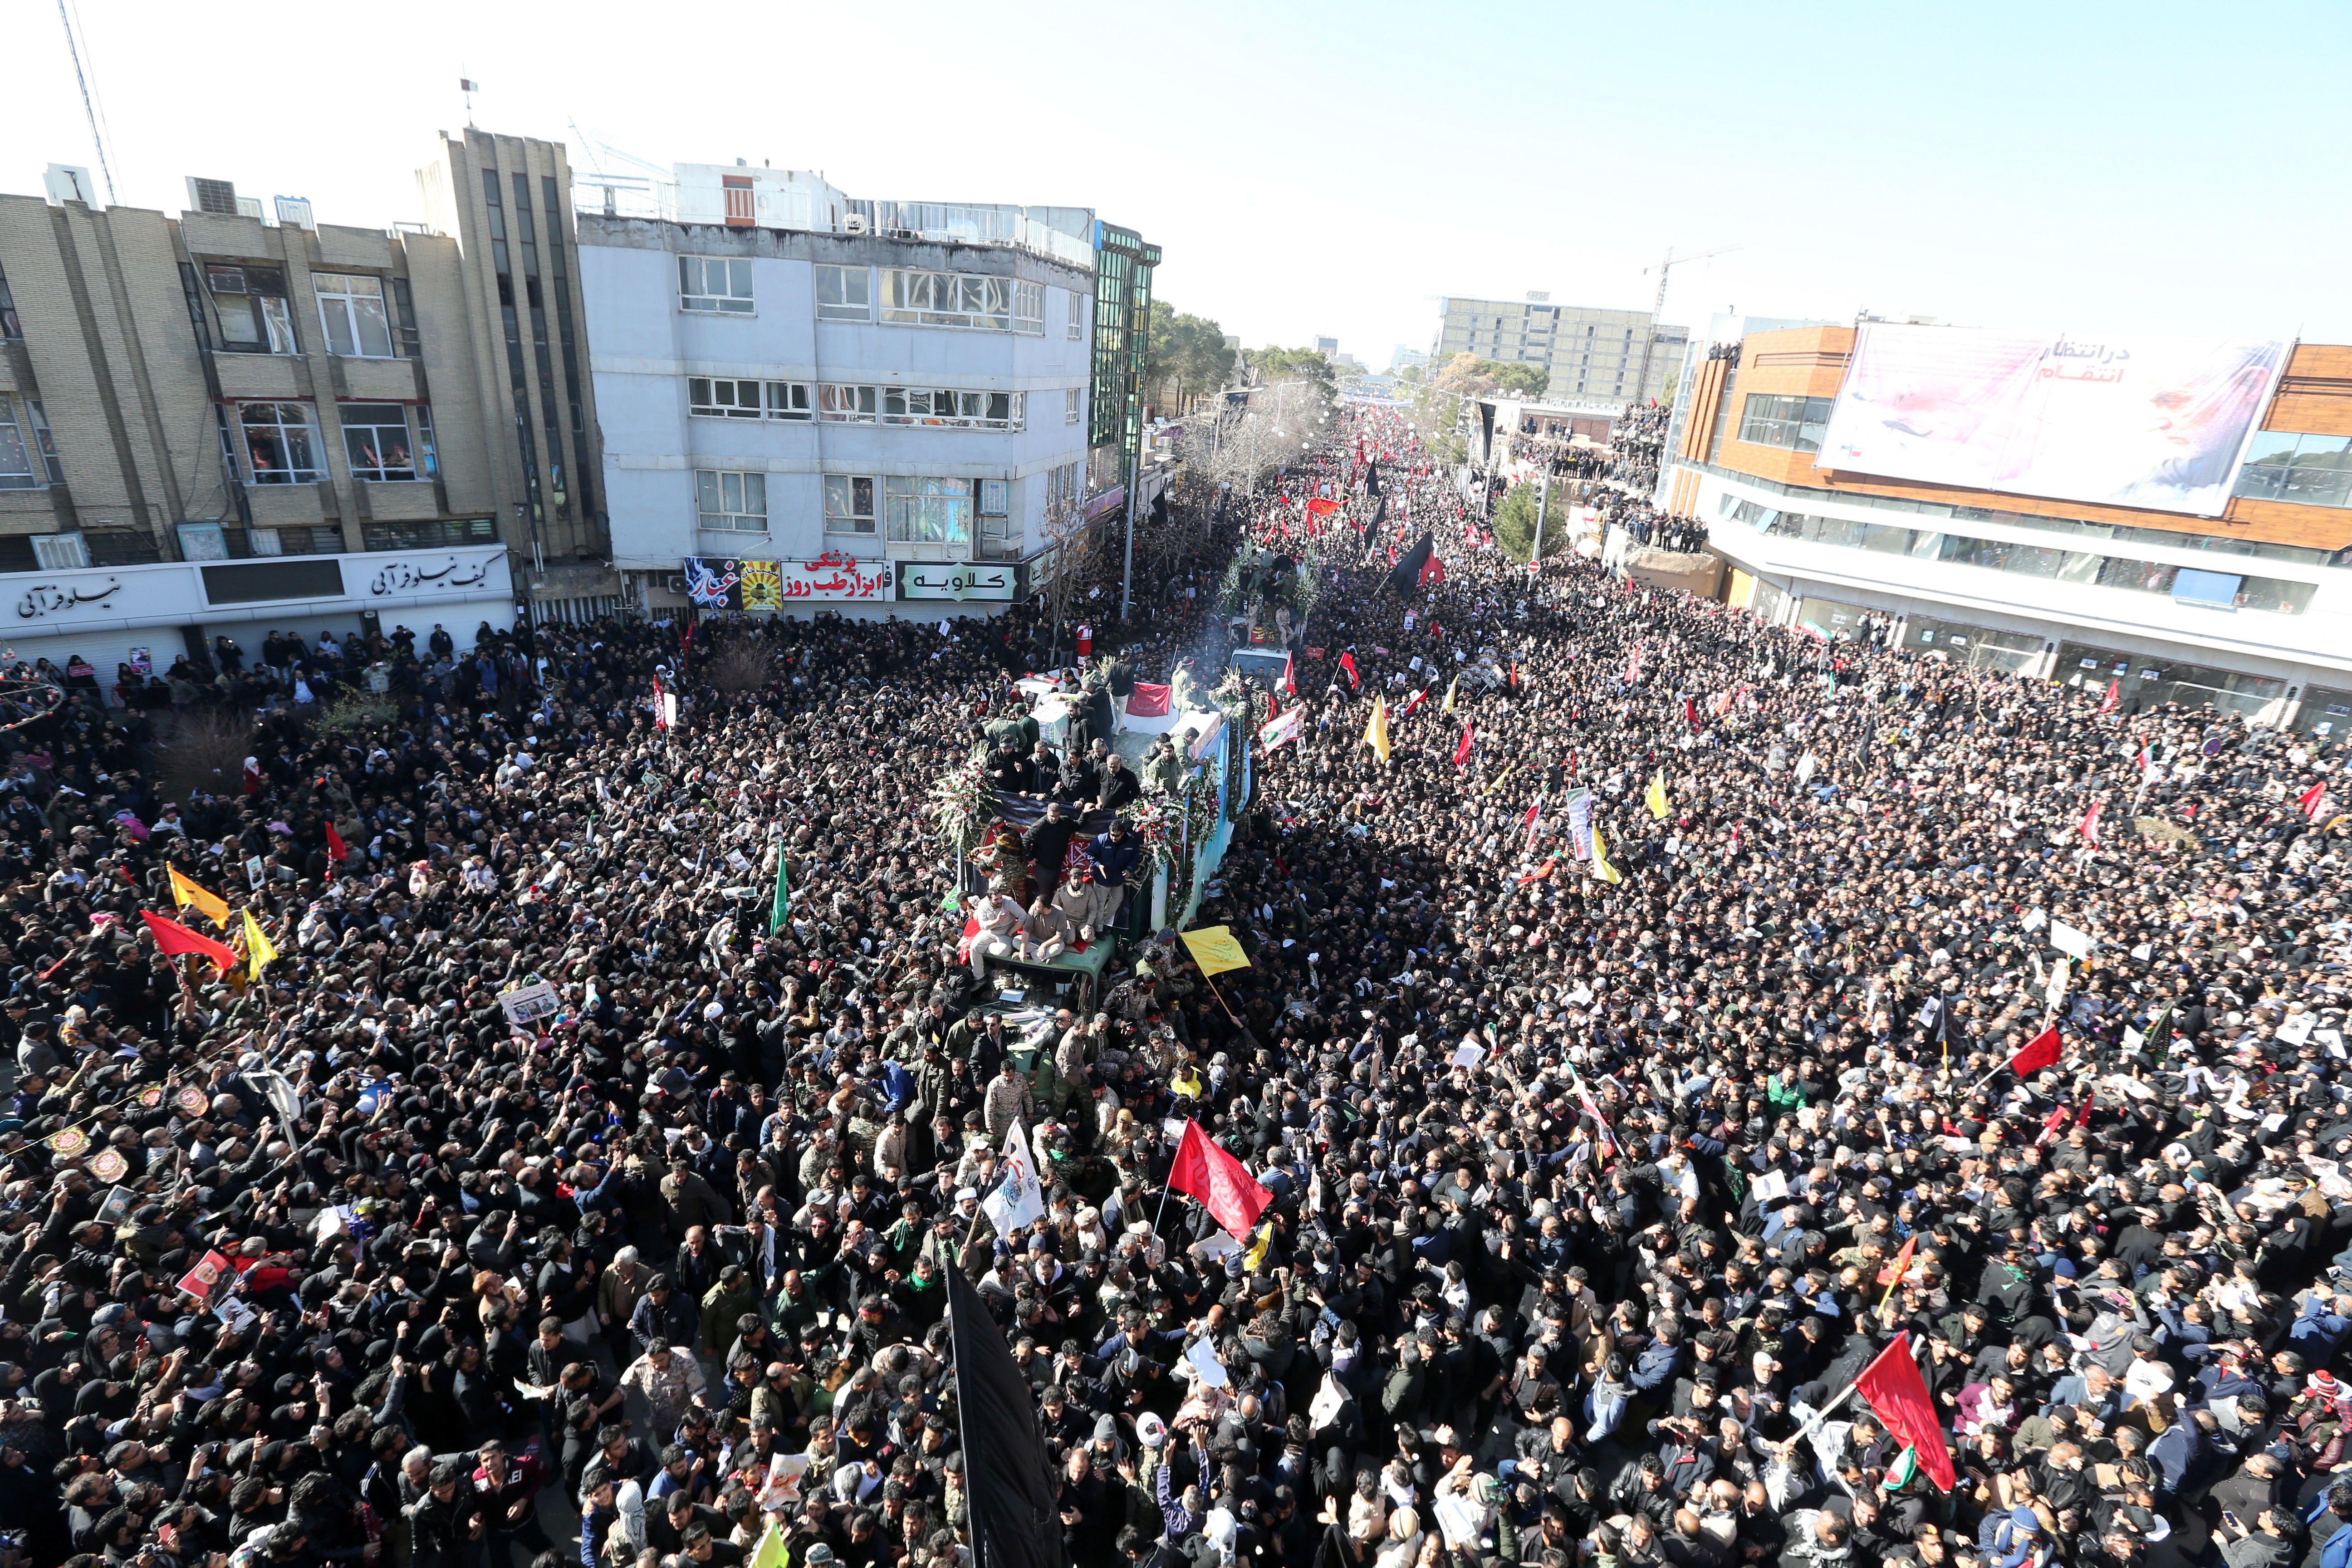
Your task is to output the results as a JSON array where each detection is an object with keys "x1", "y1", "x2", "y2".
[{"x1": 1433, "y1": 295, "x2": 1687, "y2": 407}]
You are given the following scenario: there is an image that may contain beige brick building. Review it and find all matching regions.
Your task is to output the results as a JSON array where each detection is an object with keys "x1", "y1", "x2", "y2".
[{"x1": 0, "y1": 131, "x2": 615, "y2": 677}]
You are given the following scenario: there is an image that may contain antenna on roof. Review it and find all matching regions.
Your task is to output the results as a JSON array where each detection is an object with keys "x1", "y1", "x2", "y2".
[
  {"x1": 55, "y1": 0, "x2": 117, "y2": 205},
  {"x1": 459, "y1": 71, "x2": 479, "y2": 127}
]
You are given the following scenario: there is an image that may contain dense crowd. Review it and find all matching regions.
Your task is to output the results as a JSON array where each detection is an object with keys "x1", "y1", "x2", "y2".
[{"x1": 0, "y1": 393, "x2": 2339, "y2": 1568}]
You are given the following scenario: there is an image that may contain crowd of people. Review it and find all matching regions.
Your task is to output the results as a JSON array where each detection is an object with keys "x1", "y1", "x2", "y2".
[{"x1": 0, "y1": 391, "x2": 2339, "y2": 1568}]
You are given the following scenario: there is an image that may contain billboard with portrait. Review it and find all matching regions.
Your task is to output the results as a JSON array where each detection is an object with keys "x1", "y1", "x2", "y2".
[{"x1": 1817, "y1": 325, "x2": 2285, "y2": 517}]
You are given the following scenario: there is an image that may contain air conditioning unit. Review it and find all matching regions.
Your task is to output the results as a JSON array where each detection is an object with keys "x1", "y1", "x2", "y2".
[
  {"x1": 664, "y1": 576, "x2": 687, "y2": 594},
  {"x1": 187, "y1": 176, "x2": 240, "y2": 216},
  {"x1": 236, "y1": 197, "x2": 265, "y2": 220},
  {"x1": 272, "y1": 195, "x2": 315, "y2": 230},
  {"x1": 842, "y1": 213, "x2": 869, "y2": 234},
  {"x1": 890, "y1": 228, "x2": 918, "y2": 240}
]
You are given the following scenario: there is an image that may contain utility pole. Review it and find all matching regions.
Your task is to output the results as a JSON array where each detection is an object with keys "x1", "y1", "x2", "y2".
[
  {"x1": 1531, "y1": 466, "x2": 1551, "y2": 563},
  {"x1": 1633, "y1": 245, "x2": 1738, "y2": 416}
]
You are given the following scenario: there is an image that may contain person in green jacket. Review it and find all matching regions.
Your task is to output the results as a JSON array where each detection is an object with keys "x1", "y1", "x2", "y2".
[{"x1": 700, "y1": 1264, "x2": 758, "y2": 1357}]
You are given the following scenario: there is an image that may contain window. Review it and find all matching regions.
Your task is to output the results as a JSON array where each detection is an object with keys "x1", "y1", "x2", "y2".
[
  {"x1": 341, "y1": 403, "x2": 418, "y2": 480},
  {"x1": 824, "y1": 475, "x2": 877, "y2": 535},
  {"x1": 206, "y1": 264, "x2": 296, "y2": 353},
  {"x1": 979, "y1": 479, "x2": 1009, "y2": 516},
  {"x1": 696, "y1": 470, "x2": 767, "y2": 531},
  {"x1": 723, "y1": 175, "x2": 754, "y2": 227},
  {"x1": 882, "y1": 269, "x2": 1014, "y2": 330},
  {"x1": 0, "y1": 397, "x2": 38, "y2": 490},
  {"x1": 2235, "y1": 430, "x2": 2352, "y2": 510},
  {"x1": 815, "y1": 265, "x2": 871, "y2": 322},
  {"x1": 679, "y1": 255, "x2": 754, "y2": 314},
  {"x1": 883, "y1": 476, "x2": 971, "y2": 544},
  {"x1": 765, "y1": 382, "x2": 812, "y2": 421},
  {"x1": 1067, "y1": 289, "x2": 1084, "y2": 340},
  {"x1": 237, "y1": 402, "x2": 319, "y2": 485},
  {"x1": 688, "y1": 377, "x2": 764, "y2": 419},
  {"x1": 880, "y1": 388, "x2": 1020, "y2": 429},
  {"x1": 1736, "y1": 393, "x2": 1833, "y2": 453},
  {"x1": 313, "y1": 273, "x2": 394, "y2": 358},
  {"x1": 2174, "y1": 568, "x2": 2243, "y2": 608},
  {"x1": 363, "y1": 517, "x2": 495, "y2": 551},
  {"x1": 0, "y1": 264, "x2": 18, "y2": 339},
  {"x1": 1066, "y1": 388, "x2": 1082, "y2": 425},
  {"x1": 1014, "y1": 280, "x2": 1044, "y2": 333},
  {"x1": 413, "y1": 405, "x2": 440, "y2": 476},
  {"x1": 818, "y1": 384, "x2": 877, "y2": 423}
]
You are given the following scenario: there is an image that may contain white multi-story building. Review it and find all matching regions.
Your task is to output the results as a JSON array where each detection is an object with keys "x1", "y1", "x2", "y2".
[{"x1": 578, "y1": 163, "x2": 1099, "y2": 618}]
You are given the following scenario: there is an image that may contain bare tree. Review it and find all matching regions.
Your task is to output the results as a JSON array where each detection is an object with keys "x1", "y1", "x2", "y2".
[
  {"x1": 706, "y1": 637, "x2": 778, "y2": 696},
  {"x1": 159, "y1": 707, "x2": 259, "y2": 800}
]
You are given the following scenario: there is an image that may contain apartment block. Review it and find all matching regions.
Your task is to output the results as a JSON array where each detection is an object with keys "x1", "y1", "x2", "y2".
[{"x1": 1434, "y1": 295, "x2": 1688, "y2": 407}]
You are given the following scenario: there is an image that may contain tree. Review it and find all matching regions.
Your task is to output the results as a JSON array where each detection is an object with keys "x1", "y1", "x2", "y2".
[
  {"x1": 1492, "y1": 361, "x2": 1549, "y2": 397},
  {"x1": 1491, "y1": 479, "x2": 1564, "y2": 564},
  {"x1": 1144, "y1": 304, "x2": 1234, "y2": 415},
  {"x1": 1243, "y1": 346, "x2": 1338, "y2": 404}
]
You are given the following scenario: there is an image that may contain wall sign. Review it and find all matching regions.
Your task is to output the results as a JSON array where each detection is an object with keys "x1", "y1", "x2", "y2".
[
  {"x1": 683, "y1": 553, "x2": 894, "y2": 609},
  {"x1": 895, "y1": 561, "x2": 1020, "y2": 602}
]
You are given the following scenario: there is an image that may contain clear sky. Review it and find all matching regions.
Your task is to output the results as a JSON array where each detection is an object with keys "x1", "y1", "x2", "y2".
[{"x1": 7, "y1": 0, "x2": 2348, "y2": 364}]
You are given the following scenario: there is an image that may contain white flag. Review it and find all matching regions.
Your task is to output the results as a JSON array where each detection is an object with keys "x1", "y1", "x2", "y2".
[
  {"x1": 1258, "y1": 706, "x2": 1306, "y2": 753},
  {"x1": 980, "y1": 1117, "x2": 1044, "y2": 1235}
]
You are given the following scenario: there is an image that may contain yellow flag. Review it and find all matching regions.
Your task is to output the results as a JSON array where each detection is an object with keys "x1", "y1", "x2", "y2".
[
  {"x1": 1243, "y1": 1219, "x2": 1274, "y2": 1272},
  {"x1": 1364, "y1": 694, "x2": 1390, "y2": 762},
  {"x1": 1592, "y1": 827, "x2": 1623, "y2": 885},
  {"x1": 1179, "y1": 925, "x2": 1252, "y2": 976},
  {"x1": 1441, "y1": 676, "x2": 1458, "y2": 716},
  {"x1": 1646, "y1": 771, "x2": 1669, "y2": 820},
  {"x1": 170, "y1": 867, "x2": 232, "y2": 928},
  {"x1": 241, "y1": 908, "x2": 279, "y2": 980},
  {"x1": 749, "y1": 1522, "x2": 791, "y2": 1568}
]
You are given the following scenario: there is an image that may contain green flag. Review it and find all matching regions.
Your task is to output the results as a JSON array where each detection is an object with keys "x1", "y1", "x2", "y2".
[{"x1": 768, "y1": 847, "x2": 791, "y2": 934}]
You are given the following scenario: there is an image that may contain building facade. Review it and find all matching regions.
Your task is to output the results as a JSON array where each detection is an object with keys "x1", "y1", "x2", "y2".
[
  {"x1": 1434, "y1": 295, "x2": 1688, "y2": 407},
  {"x1": 0, "y1": 128, "x2": 616, "y2": 682},
  {"x1": 1658, "y1": 323, "x2": 2352, "y2": 733},
  {"x1": 578, "y1": 164, "x2": 1098, "y2": 617}
]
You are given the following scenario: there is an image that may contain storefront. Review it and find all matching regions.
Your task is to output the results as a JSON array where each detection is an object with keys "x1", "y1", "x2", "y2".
[
  {"x1": 2054, "y1": 641, "x2": 2288, "y2": 721},
  {"x1": 2296, "y1": 686, "x2": 2352, "y2": 739},
  {"x1": 1904, "y1": 615, "x2": 2045, "y2": 675},
  {"x1": 0, "y1": 546, "x2": 514, "y2": 699},
  {"x1": 1794, "y1": 594, "x2": 1875, "y2": 641}
]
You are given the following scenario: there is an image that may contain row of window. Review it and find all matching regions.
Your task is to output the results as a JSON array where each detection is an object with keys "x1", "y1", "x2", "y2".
[
  {"x1": 683, "y1": 259, "x2": 1080, "y2": 337},
  {"x1": 229, "y1": 401, "x2": 438, "y2": 486},
  {"x1": 696, "y1": 470, "x2": 1009, "y2": 542},
  {"x1": 204, "y1": 265, "x2": 415, "y2": 359},
  {"x1": 685, "y1": 376, "x2": 1077, "y2": 429},
  {"x1": 1723, "y1": 496, "x2": 2318, "y2": 615},
  {"x1": 2237, "y1": 430, "x2": 2352, "y2": 511},
  {"x1": 1736, "y1": 393, "x2": 1835, "y2": 454}
]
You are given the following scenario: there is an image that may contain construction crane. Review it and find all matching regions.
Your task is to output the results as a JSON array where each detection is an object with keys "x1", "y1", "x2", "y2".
[{"x1": 1631, "y1": 245, "x2": 1739, "y2": 413}]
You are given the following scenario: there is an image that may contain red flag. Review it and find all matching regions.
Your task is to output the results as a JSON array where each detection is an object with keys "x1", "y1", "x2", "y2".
[
  {"x1": 140, "y1": 910, "x2": 240, "y2": 975},
  {"x1": 2300, "y1": 781, "x2": 2329, "y2": 821},
  {"x1": 1338, "y1": 652, "x2": 1359, "y2": 690},
  {"x1": 1453, "y1": 723, "x2": 1474, "y2": 768},
  {"x1": 1167, "y1": 1120, "x2": 1272, "y2": 1239},
  {"x1": 324, "y1": 823, "x2": 350, "y2": 863},
  {"x1": 1684, "y1": 696, "x2": 1700, "y2": 729},
  {"x1": 956, "y1": 908, "x2": 981, "y2": 966},
  {"x1": 1515, "y1": 858, "x2": 1556, "y2": 885},
  {"x1": 1852, "y1": 1334, "x2": 1956, "y2": 1491},
  {"x1": 2009, "y1": 1024, "x2": 2063, "y2": 1076},
  {"x1": 2079, "y1": 799, "x2": 2102, "y2": 847},
  {"x1": 1126, "y1": 682, "x2": 1172, "y2": 718},
  {"x1": 1305, "y1": 497, "x2": 1340, "y2": 520},
  {"x1": 1400, "y1": 688, "x2": 1428, "y2": 719},
  {"x1": 2099, "y1": 677, "x2": 2120, "y2": 715},
  {"x1": 1281, "y1": 653, "x2": 1296, "y2": 697},
  {"x1": 1875, "y1": 1234, "x2": 1918, "y2": 1289},
  {"x1": 1418, "y1": 552, "x2": 1446, "y2": 588},
  {"x1": 1624, "y1": 646, "x2": 1641, "y2": 684}
]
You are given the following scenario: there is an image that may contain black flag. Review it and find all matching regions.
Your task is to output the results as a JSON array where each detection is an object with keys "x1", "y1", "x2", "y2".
[
  {"x1": 1387, "y1": 533, "x2": 1436, "y2": 598},
  {"x1": 1365, "y1": 461, "x2": 1382, "y2": 497},
  {"x1": 947, "y1": 1264, "x2": 1065, "y2": 1568}
]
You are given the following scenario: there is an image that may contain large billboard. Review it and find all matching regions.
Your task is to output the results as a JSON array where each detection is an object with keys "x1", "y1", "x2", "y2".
[
  {"x1": 1817, "y1": 325, "x2": 2285, "y2": 517},
  {"x1": 681, "y1": 554, "x2": 893, "y2": 610}
]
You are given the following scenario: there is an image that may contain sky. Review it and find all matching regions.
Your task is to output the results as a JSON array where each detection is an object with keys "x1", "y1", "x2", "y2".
[{"x1": 7, "y1": 0, "x2": 2350, "y2": 367}]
